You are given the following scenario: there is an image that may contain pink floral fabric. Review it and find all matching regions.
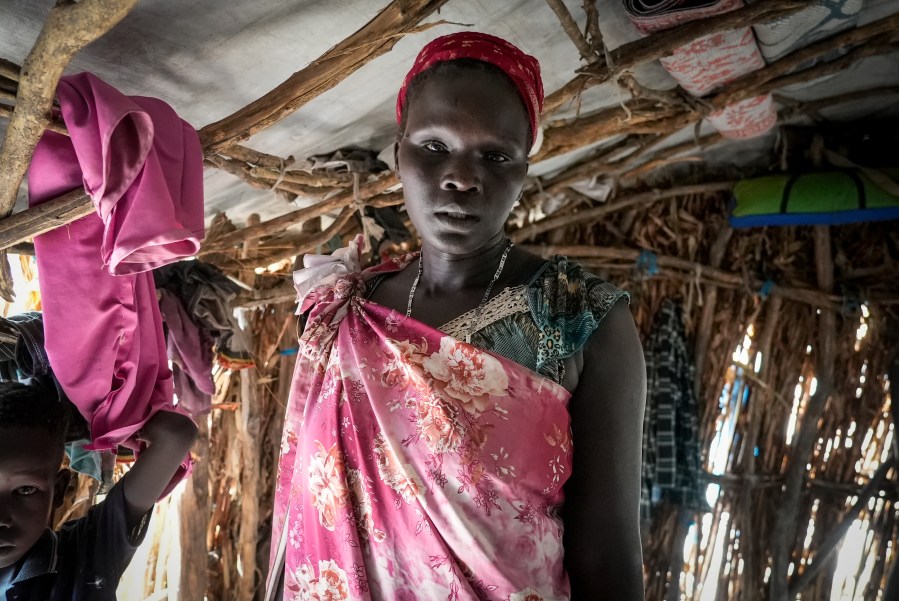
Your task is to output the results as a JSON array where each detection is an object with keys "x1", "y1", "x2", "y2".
[{"x1": 269, "y1": 253, "x2": 573, "y2": 601}]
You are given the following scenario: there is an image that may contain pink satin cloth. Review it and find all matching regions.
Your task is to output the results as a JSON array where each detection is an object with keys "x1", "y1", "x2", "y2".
[
  {"x1": 268, "y1": 243, "x2": 573, "y2": 601},
  {"x1": 28, "y1": 73, "x2": 203, "y2": 484}
]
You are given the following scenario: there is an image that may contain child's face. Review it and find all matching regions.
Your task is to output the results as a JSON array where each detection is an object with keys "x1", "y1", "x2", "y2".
[{"x1": 0, "y1": 427, "x2": 68, "y2": 569}]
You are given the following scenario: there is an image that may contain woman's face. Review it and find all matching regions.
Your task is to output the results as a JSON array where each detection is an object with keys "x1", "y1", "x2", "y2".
[{"x1": 396, "y1": 68, "x2": 530, "y2": 256}]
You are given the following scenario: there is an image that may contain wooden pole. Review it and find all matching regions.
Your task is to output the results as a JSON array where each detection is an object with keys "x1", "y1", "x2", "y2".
[
  {"x1": 179, "y1": 419, "x2": 210, "y2": 600},
  {"x1": 0, "y1": 0, "x2": 138, "y2": 298},
  {"x1": 0, "y1": 0, "x2": 138, "y2": 217},
  {"x1": 693, "y1": 225, "x2": 733, "y2": 397},
  {"x1": 236, "y1": 215, "x2": 262, "y2": 601},
  {"x1": 769, "y1": 225, "x2": 836, "y2": 601},
  {"x1": 788, "y1": 456, "x2": 897, "y2": 597},
  {"x1": 197, "y1": 0, "x2": 449, "y2": 153}
]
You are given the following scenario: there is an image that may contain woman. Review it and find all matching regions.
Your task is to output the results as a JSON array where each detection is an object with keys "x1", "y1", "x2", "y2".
[{"x1": 267, "y1": 32, "x2": 646, "y2": 601}]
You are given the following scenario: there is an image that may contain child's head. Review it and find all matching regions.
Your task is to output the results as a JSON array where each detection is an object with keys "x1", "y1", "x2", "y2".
[{"x1": 0, "y1": 381, "x2": 71, "y2": 569}]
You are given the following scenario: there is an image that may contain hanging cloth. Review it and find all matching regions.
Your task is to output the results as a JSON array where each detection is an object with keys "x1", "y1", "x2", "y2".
[
  {"x1": 28, "y1": 72, "x2": 203, "y2": 490},
  {"x1": 640, "y1": 300, "x2": 704, "y2": 520}
]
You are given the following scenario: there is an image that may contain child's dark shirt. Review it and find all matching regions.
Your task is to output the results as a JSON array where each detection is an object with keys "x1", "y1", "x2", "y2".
[{"x1": 0, "y1": 481, "x2": 149, "y2": 601}]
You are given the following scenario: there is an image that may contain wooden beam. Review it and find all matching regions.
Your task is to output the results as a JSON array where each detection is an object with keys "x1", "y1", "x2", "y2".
[
  {"x1": 510, "y1": 181, "x2": 733, "y2": 243},
  {"x1": 708, "y1": 14, "x2": 899, "y2": 109},
  {"x1": 779, "y1": 85, "x2": 899, "y2": 121},
  {"x1": 542, "y1": 0, "x2": 817, "y2": 116},
  {"x1": 0, "y1": 0, "x2": 138, "y2": 217},
  {"x1": 535, "y1": 101, "x2": 687, "y2": 162},
  {"x1": 236, "y1": 216, "x2": 262, "y2": 601},
  {"x1": 0, "y1": 104, "x2": 68, "y2": 136},
  {"x1": 537, "y1": 14, "x2": 899, "y2": 163},
  {"x1": 197, "y1": 0, "x2": 449, "y2": 153},
  {"x1": 200, "y1": 173, "x2": 399, "y2": 252},
  {"x1": 0, "y1": 188, "x2": 93, "y2": 249},
  {"x1": 520, "y1": 243, "x2": 844, "y2": 310}
]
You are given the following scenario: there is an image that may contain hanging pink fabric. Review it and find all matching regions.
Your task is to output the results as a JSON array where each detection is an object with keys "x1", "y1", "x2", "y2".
[
  {"x1": 267, "y1": 242, "x2": 573, "y2": 601},
  {"x1": 623, "y1": 0, "x2": 777, "y2": 139},
  {"x1": 28, "y1": 73, "x2": 203, "y2": 486}
]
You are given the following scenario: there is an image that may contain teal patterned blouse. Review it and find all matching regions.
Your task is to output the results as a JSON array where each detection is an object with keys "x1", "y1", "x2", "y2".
[{"x1": 371, "y1": 256, "x2": 629, "y2": 392}]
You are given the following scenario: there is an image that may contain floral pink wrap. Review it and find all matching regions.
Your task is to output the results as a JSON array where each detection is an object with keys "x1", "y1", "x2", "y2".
[{"x1": 269, "y1": 250, "x2": 573, "y2": 601}]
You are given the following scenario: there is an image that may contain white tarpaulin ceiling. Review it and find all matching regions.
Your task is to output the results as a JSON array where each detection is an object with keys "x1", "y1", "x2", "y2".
[{"x1": 2, "y1": 0, "x2": 898, "y2": 227}]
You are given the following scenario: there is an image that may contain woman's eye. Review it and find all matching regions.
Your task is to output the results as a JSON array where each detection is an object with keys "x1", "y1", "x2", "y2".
[
  {"x1": 422, "y1": 141, "x2": 447, "y2": 153},
  {"x1": 15, "y1": 486, "x2": 39, "y2": 496},
  {"x1": 484, "y1": 152, "x2": 510, "y2": 163}
]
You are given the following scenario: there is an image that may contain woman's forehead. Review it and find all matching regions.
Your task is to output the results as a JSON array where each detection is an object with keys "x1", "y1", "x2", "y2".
[{"x1": 405, "y1": 69, "x2": 530, "y2": 144}]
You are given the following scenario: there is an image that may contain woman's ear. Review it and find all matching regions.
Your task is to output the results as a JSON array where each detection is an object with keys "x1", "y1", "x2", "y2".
[{"x1": 53, "y1": 468, "x2": 73, "y2": 509}]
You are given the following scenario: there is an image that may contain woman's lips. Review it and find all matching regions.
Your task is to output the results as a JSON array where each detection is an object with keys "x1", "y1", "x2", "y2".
[
  {"x1": 434, "y1": 211, "x2": 480, "y2": 225},
  {"x1": 433, "y1": 211, "x2": 480, "y2": 229}
]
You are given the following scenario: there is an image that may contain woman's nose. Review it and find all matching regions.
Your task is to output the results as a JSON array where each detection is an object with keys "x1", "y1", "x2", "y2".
[{"x1": 440, "y1": 158, "x2": 481, "y2": 193}]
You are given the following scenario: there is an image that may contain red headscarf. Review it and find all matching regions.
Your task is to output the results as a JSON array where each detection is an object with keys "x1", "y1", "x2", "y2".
[{"x1": 396, "y1": 32, "x2": 544, "y2": 145}]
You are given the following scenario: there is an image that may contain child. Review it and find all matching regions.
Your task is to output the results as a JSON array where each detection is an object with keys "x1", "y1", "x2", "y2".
[{"x1": 0, "y1": 380, "x2": 197, "y2": 600}]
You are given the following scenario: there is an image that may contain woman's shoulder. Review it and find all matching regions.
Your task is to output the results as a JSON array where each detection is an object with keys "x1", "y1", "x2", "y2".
[{"x1": 527, "y1": 255, "x2": 629, "y2": 324}]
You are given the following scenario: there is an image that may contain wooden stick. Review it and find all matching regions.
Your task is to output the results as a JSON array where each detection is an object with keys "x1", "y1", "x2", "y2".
[
  {"x1": 788, "y1": 456, "x2": 897, "y2": 597},
  {"x1": 538, "y1": 12, "x2": 899, "y2": 161},
  {"x1": 543, "y1": 74, "x2": 597, "y2": 117},
  {"x1": 219, "y1": 144, "x2": 295, "y2": 170},
  {"x1": 198, "y1": 0, "x2": 449, "y2": 153},
  {"x1": 542, "y1": 0, "x2": 817, "y2": 116},
  {"x1": 0, "y1": 0, "x2": 138, "y2": 217},
  {"x1": 0, "y1": 57, "x2": 20, "y2": 83},
  {"x1": 694, "y1": 225, "x2": 733, "y2": 395},
  {"x1": 0, "y1": 188, "x2": 93, "y2": 249},
  {"x1": 204, "y1": 155, "x2": 297, "y2": 203},
  {"x1": 234, "y1": 282, "x2": 297, "y2": 309},
  {"x1": 0, "y1": 104, "x2": 68, "y2": 136},
  {"x1": 779, "y1": 86, "x2": 899, "y2": 121},
  {"x1": 520, "y1": 244, "x2": 844, "y2": 310},
  {"x1": 249, "y1": 165, "x2": 351, "y2": 188},
  {"x1": 582, "y1": 0, "x2": 609, "y2": 64},
  {"x1": 709, "y1": 18, "x2": 899, "y2": 109},
  {"x1": 179, "y1": 419, "x2": 209, "y2": 600},
  {"x1": 207, "y1": 203, "x2": 361, "y2": 271},
  {"x1": 535, "y1": 101, "x2": 687, "y2": 162},
  {"x1": 200, "y1": 173, "x2": 399, "y2": 252},
  {"x1": 769, "y1": 226, "x2": 836, "y2": 601},
  {"x1": 236, "y1": 218, "x2": 262, "y2": 601},
  {"x1": 545, "y1": 0, "x2": 599, "y2": 64},
  {"x1": 535, "y1": 136, "x2": 645, "y2": 195},
  {"x1": 510, "y1": 182, "x2": 733, "y2": 243}
]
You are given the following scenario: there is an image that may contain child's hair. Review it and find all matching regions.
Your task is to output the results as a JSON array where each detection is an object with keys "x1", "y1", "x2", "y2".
[
  {"x1": 397, "y1": 58, "x2": 533, "y2": 146},
  {"x1": 0, "y1": 380, "x2": 69, "y2": 450}
]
